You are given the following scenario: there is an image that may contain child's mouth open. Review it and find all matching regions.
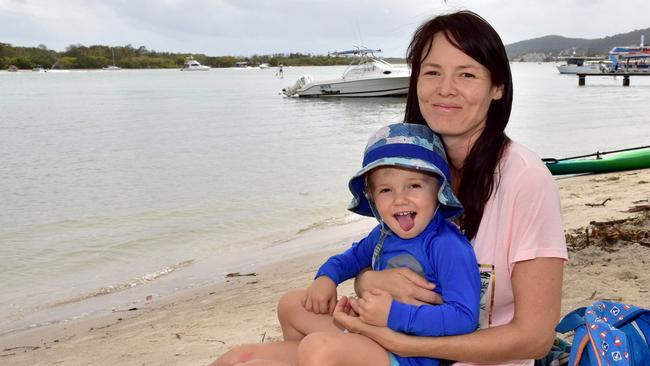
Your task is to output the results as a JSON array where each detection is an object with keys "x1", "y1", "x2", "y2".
[{"x1": 394, "y1": 211, "x2": 416, "y2": 232}]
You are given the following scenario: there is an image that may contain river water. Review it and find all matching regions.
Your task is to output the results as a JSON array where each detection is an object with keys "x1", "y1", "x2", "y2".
[{"x1": 1, "y1": 63, "x2": 648, "y2": 336}]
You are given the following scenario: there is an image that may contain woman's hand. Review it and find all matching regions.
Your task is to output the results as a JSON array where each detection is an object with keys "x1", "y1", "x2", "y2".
[
  {"x1": 355, "y1": 267, "x2": 442, "y2": 305},
  {"x1": 355, "y1": 289, "x2": 392, "y2": 326},
  {"x1": 333, "y1": 300, "x2": 407, "y2": 353}
]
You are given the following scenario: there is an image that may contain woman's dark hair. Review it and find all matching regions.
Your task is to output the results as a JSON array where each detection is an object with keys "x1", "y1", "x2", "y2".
[{"x1": 404, "y1": 10, "x2": 513, "y2": 240}]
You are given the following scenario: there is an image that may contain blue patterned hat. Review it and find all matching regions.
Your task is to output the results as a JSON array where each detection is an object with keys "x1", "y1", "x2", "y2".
[{"x1": 348, "y1": 123, "x2": 463, "y2": 220}]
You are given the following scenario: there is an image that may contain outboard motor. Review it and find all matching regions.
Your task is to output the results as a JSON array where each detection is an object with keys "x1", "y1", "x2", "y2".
[{"x1": 281, "y1": 75, "x2": 313, "y2": 96}]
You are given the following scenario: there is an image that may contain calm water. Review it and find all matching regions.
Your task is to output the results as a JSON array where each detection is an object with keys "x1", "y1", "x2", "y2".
[{"x1": 1, "y1": 63, "x2": 649, "y2": 335}]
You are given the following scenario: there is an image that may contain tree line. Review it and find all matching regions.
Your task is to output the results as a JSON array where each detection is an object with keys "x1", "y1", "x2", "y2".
[{"x1": 0, "y1": 43, "x2": 353, "y2": 70}]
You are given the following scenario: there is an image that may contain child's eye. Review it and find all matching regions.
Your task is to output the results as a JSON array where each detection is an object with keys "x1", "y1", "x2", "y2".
[
  {"x1": 459, "y1": 72, "x2": 475, "y2": 78},
  {"x1": 408, "y1": 184, "x2": 422, "y2": 189},
  {"x1": 378, "y1": 188, "x2": 391, "y2": 194}
]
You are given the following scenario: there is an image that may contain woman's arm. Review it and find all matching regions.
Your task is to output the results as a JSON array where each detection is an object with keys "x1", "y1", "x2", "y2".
[
  {"x1": 338, "y1": 257, "x2": 564, "y2": 363},
  {"x1": 354, "y1": 267, "x2": 442, "y2": 306}
]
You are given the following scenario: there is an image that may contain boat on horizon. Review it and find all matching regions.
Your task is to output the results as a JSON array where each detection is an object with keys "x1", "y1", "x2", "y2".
[
  {"x1": 180, "y1": 56, "x2": 210, "y2": 71},
  {"x1": 609, "y1": 35, "x2": 650, "y2": 73},
  {"x1": 102, "y1": 47, "x2": 121, "y2": 70},
  {"x1": 281, "y1": 47, "x2": 410, "y2": 97}
]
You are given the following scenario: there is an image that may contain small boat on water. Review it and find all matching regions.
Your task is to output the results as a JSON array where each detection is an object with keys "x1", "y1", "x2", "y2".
[
  {"x1": 556, "y1": 56, "x2": 609, "y2": 74},
  {"x1": 102, "y1": 47, "x2": 121, "y2": 70},
  {"x1": 543, "y1": 146, "x2": 650, "y2": 175},
  {"x1": 180, "y1": 56, "x2": 210, "y2": 71},
  {"x1": 281, "y1": 47, "x2": 410, "y2": 97},
  {"x1": 7, "y1": 65, "x2": 18, "y2": 72}
]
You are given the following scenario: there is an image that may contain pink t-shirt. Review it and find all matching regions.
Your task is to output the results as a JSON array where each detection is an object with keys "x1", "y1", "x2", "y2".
[{"x1": 456, "y1": 142, "x2": 568, "y2": 366}]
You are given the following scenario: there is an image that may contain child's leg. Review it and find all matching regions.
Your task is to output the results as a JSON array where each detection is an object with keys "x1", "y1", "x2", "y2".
[
  {"x1": 298, "y1": 331, "x2": 392, "y2": 366},
  {"x1": 277, "y1": 289, "x2": 341, "y2": 341},
  {"x1": 211, "y1": 341, "x2": 298, "y2": 366}
]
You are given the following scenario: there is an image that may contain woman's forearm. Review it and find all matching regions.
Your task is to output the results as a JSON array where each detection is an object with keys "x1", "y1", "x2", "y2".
[
  {"x1": 354, "y1": 267, "x2": 441, "y2": 305},
  {"x1": 357, "y1": 258, "x2": 564, "y2": 363},
  {"x1": 377, "y1": 320, "x2": 553, "y2": 363}
]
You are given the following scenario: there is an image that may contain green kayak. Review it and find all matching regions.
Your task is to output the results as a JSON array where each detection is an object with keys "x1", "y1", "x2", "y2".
[{"x1": 544, "y1": 147, "x2": 650, "y2": 175}]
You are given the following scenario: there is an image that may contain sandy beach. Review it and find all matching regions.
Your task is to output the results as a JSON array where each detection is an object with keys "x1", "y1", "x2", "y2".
[{"x1": 2, "y1": 169, "x2": 649, "y2": 366}]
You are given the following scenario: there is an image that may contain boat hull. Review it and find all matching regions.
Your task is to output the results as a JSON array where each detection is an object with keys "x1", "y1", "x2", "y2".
[
  {"x1": 296, "y1": 76, "x2": 409, "y2": 97},
  {"x1": 556, "y1": 65, "x2": 603, "y2": 74},
  {"x1": 545, "y1": 148, "x2": 650, "y2": 175}
]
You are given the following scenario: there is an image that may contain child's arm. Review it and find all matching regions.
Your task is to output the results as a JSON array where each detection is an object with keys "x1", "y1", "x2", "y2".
[
  {"x1": 385, "y1": 235, "x2": 481, "y2": 336},
  {"x1": 314, "y1": 226, "x2": 380, "y2": 285}
]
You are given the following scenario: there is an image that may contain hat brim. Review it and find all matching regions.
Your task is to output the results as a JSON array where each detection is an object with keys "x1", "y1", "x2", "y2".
[{"x1": 348, "y1": 157, "x2": 463, "y2": 220}]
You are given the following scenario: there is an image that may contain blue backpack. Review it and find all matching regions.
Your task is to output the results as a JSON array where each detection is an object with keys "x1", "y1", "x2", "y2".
[{"x1": 556, "y1": 301, "x2": 650, "y2": 366}]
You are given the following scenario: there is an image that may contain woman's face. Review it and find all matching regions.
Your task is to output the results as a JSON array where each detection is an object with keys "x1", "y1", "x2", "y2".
[{"x1": 417, "y1": 33, "x2": 503, "y2": 147}]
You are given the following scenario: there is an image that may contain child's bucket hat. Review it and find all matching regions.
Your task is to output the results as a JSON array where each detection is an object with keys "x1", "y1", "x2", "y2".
[{"x1": 348, "y1": 123, "x2": 463, "y2": 221}]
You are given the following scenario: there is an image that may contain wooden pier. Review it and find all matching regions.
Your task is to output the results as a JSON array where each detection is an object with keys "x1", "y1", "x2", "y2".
[{"x1": 577, "y1": 72, "x2": 650, "y2": 86}]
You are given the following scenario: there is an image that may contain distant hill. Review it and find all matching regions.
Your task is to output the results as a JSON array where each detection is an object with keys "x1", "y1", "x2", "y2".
[{"x1": 506, "y1": 27, "x2": 650, "y2": 59}]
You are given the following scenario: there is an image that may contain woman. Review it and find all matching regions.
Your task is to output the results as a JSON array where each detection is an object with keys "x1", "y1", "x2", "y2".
[
  {"x1": 214, "y1": 10, "x2": 568, "y2": 366},
  {"x1": 335, "y1": 10, "x2": 568, "y2": 366}
]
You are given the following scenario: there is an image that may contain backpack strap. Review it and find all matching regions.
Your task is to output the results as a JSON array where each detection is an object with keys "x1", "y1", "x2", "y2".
[{"x1": 557, "y1": 307, "x2": 587, "y2": 333}]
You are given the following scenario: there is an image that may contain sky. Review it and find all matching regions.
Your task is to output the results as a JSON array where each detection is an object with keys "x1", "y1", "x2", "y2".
[{"x1": 2, "y1": 0, "x2": 650, "y2": 57}]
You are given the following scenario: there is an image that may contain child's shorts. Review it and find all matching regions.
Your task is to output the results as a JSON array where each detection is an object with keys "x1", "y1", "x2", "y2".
[{"x1": 389, "y1": 353, "x2": 400, "y2": 366}]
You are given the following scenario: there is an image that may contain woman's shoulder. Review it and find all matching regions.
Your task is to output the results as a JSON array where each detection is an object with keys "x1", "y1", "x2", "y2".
[
  {"x1": 500, "y1": 141, "x2": 553, "y2": 178},
  {"x1": 496, "y1": 141, "x2": 557, "y2": 195}
]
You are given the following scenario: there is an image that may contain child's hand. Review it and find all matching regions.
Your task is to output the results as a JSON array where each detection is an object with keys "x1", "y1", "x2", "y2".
[
  {"x1": 355, "y1": 289, "x2": 392, "y2": 326},
  {"x1": 302, "y1": 276, "x2": 337, "y2": 315}
]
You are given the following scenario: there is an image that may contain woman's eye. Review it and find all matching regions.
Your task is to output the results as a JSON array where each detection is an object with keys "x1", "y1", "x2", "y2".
[{"x1": 460, "y1": 72, "x2": 476, "y2": 78}]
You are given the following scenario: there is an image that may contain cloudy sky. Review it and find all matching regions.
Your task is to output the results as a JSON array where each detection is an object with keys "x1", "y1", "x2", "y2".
[{"x1": 2, "y1": 0, "x2": 649, "y2": 57}]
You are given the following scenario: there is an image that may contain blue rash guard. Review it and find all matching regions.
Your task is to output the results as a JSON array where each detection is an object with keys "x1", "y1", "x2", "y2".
[{"x1": 316, "y1": 212, "x2": 481, "y2": 366}]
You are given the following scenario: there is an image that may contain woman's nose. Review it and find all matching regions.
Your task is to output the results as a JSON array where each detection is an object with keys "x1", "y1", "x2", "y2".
[{"x1": 437, "y1": 75, "x2": 457, "y2": 96}]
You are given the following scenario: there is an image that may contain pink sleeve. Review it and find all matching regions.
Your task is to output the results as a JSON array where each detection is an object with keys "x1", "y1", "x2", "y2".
[{"x1": 507, "y1": 167, "x2": 568, "y2": 270}]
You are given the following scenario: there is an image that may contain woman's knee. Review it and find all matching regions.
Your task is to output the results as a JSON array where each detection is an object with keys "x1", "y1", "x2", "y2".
[
  {"x1": 277, "y1": 289, "x2": 306, "y2": 324},
  {"x1": 213, "y1": 344, "x2": 258, "y2": 366}
]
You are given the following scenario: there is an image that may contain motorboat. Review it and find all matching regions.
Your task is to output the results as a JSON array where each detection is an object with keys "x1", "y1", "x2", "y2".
[
  {"x1": 32, "y1": 65, "x2": 46, "y2": 72},
  {"x1": 556, "y1": 56, "x2": 608, "y2": 74},
  {"x1": 7, "y1": 65, "x2": 18, "y2": 72},
  {"x1": 180, "y1": 57, "x2": 210, "y2": 71},
  {"x1": 282, "y1": 47, "x2": 410, "y2": 97}
]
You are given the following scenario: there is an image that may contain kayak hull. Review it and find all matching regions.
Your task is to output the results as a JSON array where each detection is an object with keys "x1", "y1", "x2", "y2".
[{"x1": 545, "y1": 148, "x2": 650, "y2": 175}]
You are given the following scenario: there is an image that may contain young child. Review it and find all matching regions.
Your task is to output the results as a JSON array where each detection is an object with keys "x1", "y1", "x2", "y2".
[{"x1": 214, "y1": 123, "x2": 480, "y2": 366}]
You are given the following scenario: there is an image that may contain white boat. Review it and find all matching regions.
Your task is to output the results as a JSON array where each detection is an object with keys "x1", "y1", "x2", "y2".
[
  {"x1": 282, "y1": 47, "x2": 410, "y2": 97},
  {"x1": 181, "y1": 57, "x2": 210, "y2": 71},
  {"x1": 556, "y1": 56, "x2": 608, "y2": 74},
  {"x1": 103, "y1": 47, "x2": 121, "y2": 70},
  {"x1": 233, "y1": 61, "x2": 259, "y2": 69},
  {"x1": 32, "y1": 65, "x2": 46, "y2": 72}
]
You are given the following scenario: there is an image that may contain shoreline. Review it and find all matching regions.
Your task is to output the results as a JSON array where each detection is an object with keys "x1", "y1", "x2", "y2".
[{"x1": 2, "y1": 169, "x2": 649, "y2": 365}]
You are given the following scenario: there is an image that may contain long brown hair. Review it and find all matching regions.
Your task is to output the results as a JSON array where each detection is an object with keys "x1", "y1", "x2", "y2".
[{"x1": 404, "y1": 11, "x2": 513, "y2": 240}]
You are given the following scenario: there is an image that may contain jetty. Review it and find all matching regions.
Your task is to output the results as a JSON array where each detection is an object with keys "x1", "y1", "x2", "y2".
[{"x1": 577, "y1": 72, "x2": 650, "y2": 86}]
